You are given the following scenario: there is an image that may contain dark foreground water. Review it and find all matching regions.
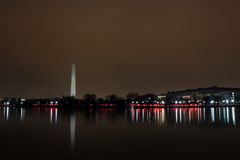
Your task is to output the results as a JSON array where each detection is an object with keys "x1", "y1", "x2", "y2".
[{"x1": 0, "y1": 107, "x2": 240, "y2": 160}]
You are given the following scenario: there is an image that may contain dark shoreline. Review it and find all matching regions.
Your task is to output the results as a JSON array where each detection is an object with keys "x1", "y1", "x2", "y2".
[{"x1": 1, "y1": 104, "x2": 240, "y2": 109}]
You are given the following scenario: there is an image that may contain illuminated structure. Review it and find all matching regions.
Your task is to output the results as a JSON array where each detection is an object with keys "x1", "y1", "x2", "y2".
[
  {"x1": 164, "y1": 86, "x2": 240, "y2": 106},
  {"x1": 70, "y1": 63, "x2": 77, "y2": 97}
]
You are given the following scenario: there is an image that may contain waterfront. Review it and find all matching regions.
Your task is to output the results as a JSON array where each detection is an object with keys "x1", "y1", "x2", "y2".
[{"x1": 0, "y1": 107, "x2": 240, "y2": 159}]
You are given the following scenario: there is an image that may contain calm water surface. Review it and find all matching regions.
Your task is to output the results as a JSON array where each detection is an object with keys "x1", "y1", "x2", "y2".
[{"x1": 0, "y1": 107, "x2": 240, "y2": 160}]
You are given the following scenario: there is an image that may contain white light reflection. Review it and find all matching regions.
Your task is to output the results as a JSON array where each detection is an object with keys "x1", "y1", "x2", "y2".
[
  {"x1": 70, "y1": 113, "x2": 76, "y2": 151},
  {"x1": 148, "y1": 110, "x2": 151, "y2": 123},
  {"x1": 211, "y1": 108, "x2": 215, "y2": 123},
  {"x1": 55, "y1": 108, "x2": 58, "y2": 123},
  {"x1": 127, "y1": 107, "x2": 239, "y2": 126},
  {"x1": 179, "y1": 108, "x2": 182, "y2": 123},
  {"x1": 226, "y1": 107, "x2": 230, "y2": 124},
  {"x1": 50, "y1": 108, "x2": 53, "y2": 124},
  {"x1": 199, "y1": 108, "x2": 202, "y2": 123},
  {"x1": 3, "y1": 107, "x2": 6, "y2": 120},
  {"x1": 218, "y1": 108, "x2": 221, "y2": 121},
  {"x1": 188, "y1": 109, "x2": 191, "y2": 123},
  {"x1": 20, "y1": 108, "x2": 25, "y2": 122},
  {"x1": 223, "y1": 108, "x2": 226, "y2": 123},
  {"x1": 162, "y1": 109, "x2": 165, "y2": 124},
  {"x1": 203, "y1": 108, "x2": 206, "y2": 122},
  {"x1": 142, "y1": 109, "x2": 144, "y2": 122},
  {"x1": 136, "y1": 109, "x2": 138, "y2": 122},
  {"x1": 146, "y1": 110, "x2": 149, "y2": 122},
  {"x1": 6, "y1": 107, "x2": 9, "y2": 121},
  {"x1": 175, "y1": 108, "x2": 178, "y2": 123},
  {"x1": 157, "y1": 109, "x2": 160, "y2": 123},
  {"x1": 131, "y1": 108, "x2": 135, "y2": 122},
  {"x1": 197, "y1": 108, "x2": 200, "y2": 123},
  {"x1": 232, "y1": 107, "x2": 236, "y2": 126},
  {"x1": 130, "y1": 109, "x2": 166, "y2": 124},
  {"x1": 156, "y1": 109, "x2": 159, "y2": 123}
]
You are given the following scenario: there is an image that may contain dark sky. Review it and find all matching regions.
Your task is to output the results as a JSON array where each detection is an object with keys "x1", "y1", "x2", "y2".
[{"x1": 0, "y1": 0, "x2": 240, "y2": 98}]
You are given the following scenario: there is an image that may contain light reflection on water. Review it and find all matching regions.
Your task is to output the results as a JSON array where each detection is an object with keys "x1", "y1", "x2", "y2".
[
  {"x1": 0, "y1": 107, "x2": 239, "y2": 126},
  {"x1": 0, "y1": 106, "x2": 239, "y2": 152},
  {"x1": 70, "y1": 112, "x2": 76, "y2": 151},
  {"x1": 129, "y1": 107, "x2": 238, "y2": 126},
  {"x1": 1, "y1": 105, "x2": 239, "y2": 146}
]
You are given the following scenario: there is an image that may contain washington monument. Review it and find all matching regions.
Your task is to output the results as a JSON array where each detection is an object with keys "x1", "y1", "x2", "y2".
[{"x1": 70, "y1": 63, "x2": 77, "y2": 97}]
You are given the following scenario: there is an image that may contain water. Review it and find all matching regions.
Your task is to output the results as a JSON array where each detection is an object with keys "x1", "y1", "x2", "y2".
[{"x1": 0, "y1": 107, "x2": 240, "y2": 160}]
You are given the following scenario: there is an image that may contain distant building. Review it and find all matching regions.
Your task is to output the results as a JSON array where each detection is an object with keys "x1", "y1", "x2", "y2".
[
  {"x1": 158, "y1": 94, "x2": 167, "y2": 102},
  {"x1": 164, "y1": 86, "x2": 240, "y2": 106}
]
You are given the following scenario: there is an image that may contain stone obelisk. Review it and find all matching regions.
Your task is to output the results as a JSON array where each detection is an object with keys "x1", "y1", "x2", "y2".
[{"x1": 70, "y1": 63, "x2": 77, "y2": 97}]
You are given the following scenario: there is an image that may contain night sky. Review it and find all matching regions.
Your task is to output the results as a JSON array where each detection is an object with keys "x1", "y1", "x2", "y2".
[{"x1": 0, "y1": 0, "x2": 240, "y2": 98}]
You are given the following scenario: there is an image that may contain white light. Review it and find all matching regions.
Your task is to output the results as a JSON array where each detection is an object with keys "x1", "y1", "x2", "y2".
[
  {"x1": 175, "y1": 101, "x2": 178, "y2": 104},
  {"x1": 55, "y1": 101, "x2": 58, "y2": 104},
  {"x1": 188, "y1": 100, "x2": 191, "y2": 103},
  {"x1": 231, "y1": 99, "x2": 235, "y2": 103},
  {"x1": 6, "y1": 102, "x2": 10, "y2": 105},
  {"x1": 179, "y1": 101, "x2": 182, "y2": 104},
  {"x1": 50, "y1": 101, "x2": 53, "y2": 104},
  {"x1": 226, "y1": 100, "x2": 229, "y2": 104},
  {"x1": 136, "y1": 101, "x2": 138, "y2": 104},
  {"x1": 142, "y1": 101, "x2": 145, "y2": 103},
  {"x1": 222, "y1": 100, "x2": 225, "y2": 103},
  {"x1": 210, "y1": 100, "x2": 214, "y2": 104},
  {"x1": 162, "y1": 101, "x2": 165, "y2": 104},
  {"x1": 132, "y1": 101, "x2": 135, "y2": 104},
  {"x1": 21, "y1": 99, "x2": 26, "y2": 102}
]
